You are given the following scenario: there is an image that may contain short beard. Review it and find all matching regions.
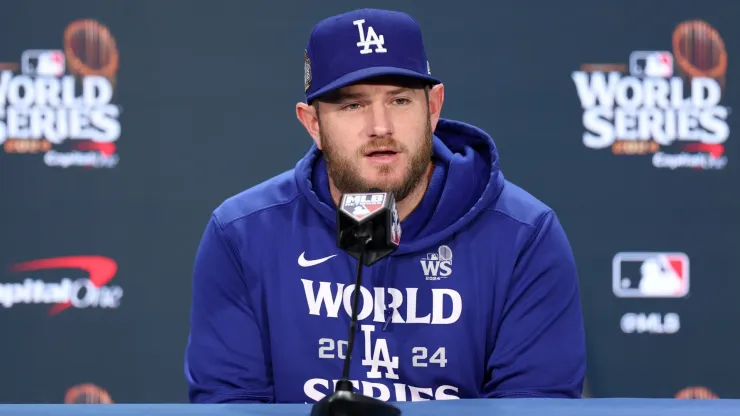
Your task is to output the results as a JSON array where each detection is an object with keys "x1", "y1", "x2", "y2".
[{"x1": 320, "y1": 118, "x2": 433, "y2": 202}]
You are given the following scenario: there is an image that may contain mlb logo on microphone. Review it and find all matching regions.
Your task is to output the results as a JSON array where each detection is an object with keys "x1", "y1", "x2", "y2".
[
  {"x1": 612, "y1": 252, "x2": 689, "y2": 298},
  {"x1": 629, "y1": 51, "x2": 673, "y2": 78},
  {"x1": 341, "y1": 193, "x2": 386, "y2": 221},
  {"x1": 21, "y1": 50, "x2": 66, "y2": 77}
]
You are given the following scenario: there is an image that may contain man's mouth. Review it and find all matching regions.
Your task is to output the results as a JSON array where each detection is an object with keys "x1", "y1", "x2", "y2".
[{"x1": 365, "y1": 148, "x2": 399, "y2": 157}]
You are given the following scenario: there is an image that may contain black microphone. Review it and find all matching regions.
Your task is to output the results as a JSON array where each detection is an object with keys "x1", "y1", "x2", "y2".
[{"x1": 311, "y1": 189, "x2": 402, "y2": 416}]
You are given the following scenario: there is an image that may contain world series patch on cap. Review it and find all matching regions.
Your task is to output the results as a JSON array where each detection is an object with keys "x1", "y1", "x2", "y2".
[{"x1": 303, "y1": 8, "x2": 442, "y2": 102}]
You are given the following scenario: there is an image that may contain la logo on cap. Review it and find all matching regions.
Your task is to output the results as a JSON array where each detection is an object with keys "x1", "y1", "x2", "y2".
[{"x1": 353, "y1": 19, "x2": 387, "y2": 54}]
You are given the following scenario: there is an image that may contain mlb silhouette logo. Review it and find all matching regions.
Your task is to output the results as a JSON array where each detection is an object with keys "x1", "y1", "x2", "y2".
[
  {"x1": 351, "y1": 205, "x2": 371, "y2": 219},
  {"x1": 612, "y1": 252, "x2": 689, "y2": 298},
  {"x1": 21, "y1": 49, "x2": 66, "y2": 77},
  {"x1": 629, "y1": 51, "x2": 673, "y2": 78}
]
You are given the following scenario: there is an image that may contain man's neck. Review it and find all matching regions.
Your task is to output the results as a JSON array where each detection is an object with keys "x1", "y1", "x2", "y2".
[{"x1": 329, "y1": 163, "x2": 434, "y2": 222}]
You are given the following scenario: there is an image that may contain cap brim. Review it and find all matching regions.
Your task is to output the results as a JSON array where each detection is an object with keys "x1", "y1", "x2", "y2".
[{"x1": 306, "y1": 66, "x2": 442, "y2": 102}]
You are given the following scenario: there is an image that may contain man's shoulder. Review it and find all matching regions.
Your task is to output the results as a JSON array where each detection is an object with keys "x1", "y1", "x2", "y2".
[
  {"x1": 212, "y1": 169, "x2": 303, "y2": 228},
  {"x1": 486, "y1": 179, "x2": 555, "y2": 230}
]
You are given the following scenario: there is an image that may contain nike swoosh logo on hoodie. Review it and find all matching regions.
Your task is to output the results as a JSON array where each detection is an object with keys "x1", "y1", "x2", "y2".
[{"x1": 298, "y1": 252, "x2": 337, "y2": 267}]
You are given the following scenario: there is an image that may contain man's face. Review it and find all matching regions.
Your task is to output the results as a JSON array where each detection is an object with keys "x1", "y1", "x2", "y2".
[{"x1": 315, "y1": 80, "x2": 433, "y2": 202}]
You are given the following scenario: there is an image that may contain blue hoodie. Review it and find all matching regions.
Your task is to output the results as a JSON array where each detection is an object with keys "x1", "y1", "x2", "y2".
[{"x1": 184, "y1": 118, "x2": 586, "y2": 404}]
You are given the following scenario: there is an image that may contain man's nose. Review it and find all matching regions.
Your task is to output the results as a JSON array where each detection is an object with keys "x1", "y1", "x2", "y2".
[{"x1": 367, "y1": 104, "x2": 392, "y2": 137}]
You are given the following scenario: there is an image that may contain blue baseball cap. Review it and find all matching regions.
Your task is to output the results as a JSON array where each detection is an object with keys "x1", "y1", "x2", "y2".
[{"x1": 303, "y1": 8, "x2": 442, "y2": 103}]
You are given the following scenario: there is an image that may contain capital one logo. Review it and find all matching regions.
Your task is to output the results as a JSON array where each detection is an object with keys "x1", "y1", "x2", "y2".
[{"x1": 1, "y1": 255, "x2": 123, "y2": 315}]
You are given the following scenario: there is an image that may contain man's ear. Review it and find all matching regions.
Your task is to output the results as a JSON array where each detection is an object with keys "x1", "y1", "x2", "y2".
[
  {"x1": 296, "y1": 102, "x2": 322, "y2": 149},
  {"x1": 428, "y1": 83, "x2": 445, "y2": 132}
]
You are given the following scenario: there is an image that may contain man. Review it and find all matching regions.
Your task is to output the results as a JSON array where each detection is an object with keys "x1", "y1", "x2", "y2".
[{"x1": 185, "y1": 8, "x2": 586, "y2": 404}]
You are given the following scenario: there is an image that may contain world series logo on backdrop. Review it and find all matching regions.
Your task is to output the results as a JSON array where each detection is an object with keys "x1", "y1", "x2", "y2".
[
  {"x1": 572, "y1": 19, "x2": 730, "y2": 171},
  {"x1": 0, "y1": 19, "x2": 121, "y2": 169}
]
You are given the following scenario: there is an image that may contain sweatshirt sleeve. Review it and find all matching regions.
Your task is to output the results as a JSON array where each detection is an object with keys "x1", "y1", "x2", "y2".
[
  {"x1": 482, "y1": 211, "x2": 586, "y2": 399},
  {"x1": 184, "y1": 214, "x2": 274, "y2": 404}
]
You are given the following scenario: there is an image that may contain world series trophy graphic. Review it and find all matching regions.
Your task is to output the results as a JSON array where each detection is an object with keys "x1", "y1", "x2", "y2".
[{"x1": 63, "y1": 19, "x2": 119, "y2": 88}]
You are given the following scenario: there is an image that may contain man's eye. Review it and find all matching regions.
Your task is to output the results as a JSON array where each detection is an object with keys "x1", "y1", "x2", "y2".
[
  {"x1": 343, "y1": 103, "x2": 361, "y2": 111},
  {"x1": 393, "y1": 98, "x2": 411, "y2": 105}
]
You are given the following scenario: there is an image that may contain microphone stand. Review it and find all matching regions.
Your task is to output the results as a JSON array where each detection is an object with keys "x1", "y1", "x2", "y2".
[{"x1": 311, "y1": 225, "x2": 402, "y2": 416}]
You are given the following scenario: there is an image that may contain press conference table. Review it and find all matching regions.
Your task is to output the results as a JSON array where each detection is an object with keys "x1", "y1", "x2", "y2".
[{"x1": 1, "y1": 399, "x2": 740, "y2": 416}]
